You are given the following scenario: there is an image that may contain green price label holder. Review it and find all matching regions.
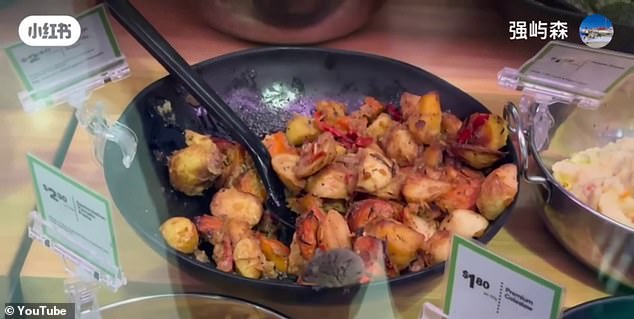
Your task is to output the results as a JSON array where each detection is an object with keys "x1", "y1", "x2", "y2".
[
  {"x1": 4, "y1": 4, "x2": 138, "y2": 169},
  {"x1": 27, "y1": 153, "x2": 126, "y2": 319},
  {"x1": 420, "y1": 235, "x2": 564, "y2": 319},
  {"x1": 12, "y1": 5, "x2": 136, "y2": 319}
]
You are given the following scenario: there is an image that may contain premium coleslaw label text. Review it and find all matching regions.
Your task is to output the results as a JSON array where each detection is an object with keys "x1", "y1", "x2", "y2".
[{"x1": 443, "y1": 236, "x2": 564, "y2": 319}]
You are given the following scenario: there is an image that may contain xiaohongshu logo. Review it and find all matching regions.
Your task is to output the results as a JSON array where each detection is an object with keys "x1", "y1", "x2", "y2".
[{"x1": 18, "y1": 15, "x2": 81, "y2": 46}]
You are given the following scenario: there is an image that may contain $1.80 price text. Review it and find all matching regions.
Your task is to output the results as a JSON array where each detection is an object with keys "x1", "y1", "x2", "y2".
[{"x1": 462, "y1": 270, "x2": 491, "y2": 290}]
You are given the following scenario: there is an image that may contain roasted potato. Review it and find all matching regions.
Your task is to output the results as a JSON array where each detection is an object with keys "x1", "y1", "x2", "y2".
[
  {"x1": 235, "y1": 169, "x2": 267, "y2": 203},
  {"x1": 160, "y1": 217, "x2": 199, "y2": 254},
  {"x1": 168, "y1": 137, "x2": 224, "y2": 196},
  {"x1": 322, "y1": 199, "x2": 348, "y2": 214},
  {"x1": 210, "y1": 187, "x2": 263, "y2": 226},
  {"x1": 271, "y1": 153, "x2": 306, "y2": 193},
  {"x1": 286, "y1": 115, "x2": 320, "y2": 146},
  {"x1": 459, "y1": 113, "x2": 509, "y2": 150},
  {"x1": 449, "y1": 143, "x2": 505, "y2": 169},
  {"x1": 402, "y1": 173, "x2": 452, "y2": 204},
  {"x1": 439, "y1": 209, "x2": 489, "y2": 238},
  {"x1": 356, "y1": 148, "x2": 396, "y2": 193},
  {"x1": 288, "y1": 234, "x2": 307, "y2": 276},
  {"x1": 318, "y1": 210, "x2": 352, "y2": 250},
  {"x1": 426, "y1": 230, "x2": 452, "y2": 265},
  {"x1": 295, "y1": 132, "x2": 338, "y2": 178},
  {"x1": 381, "y1": 125, "x2": 419, "y2": 167},
  {"x1": 406, "y1": 91, "x2": 442, "y2": 145},
  {"x1": 315, "y1": 100, "x2": 347, "y2": 125},
  {"x1": 420, "y1": 143, "x2": 444, "y2": 168},
  {"x1": 435, "y1": 176, "x2": 482, "y2": 212},
  {"x1": 364, "y1": 219, "x2": 426, "y2": 270},
  {"x1": 306, "y1": 163, "x2": 352, "y2": 199},
  {"x1": 400, "y1": 92, "x2": 421, "y2": 118},
  {"x1": 354, "y1": 97, "x2": 385, "y2": 121},
  {"x1": 366, "y1": 113, "x2": 396, "y2": 140},
  {"x1": 233, "y1": 236, "x2": 266, "y2": 279},
  {"x1": 213, "y1": 140, "x2": 249, "y2": 189},
  {"x1": 185, "y1": 129, "x2": 212, "y2": 146},
  {"x1": 347, "y1": 199, "x2": 397, "y2": 232},
  {"x1": 289, "y1": 194, "x2": 323, "y2": 215},
  {"x1": 477, "y1": 164, "x2": 518, "y2": 220},
  {"x1": 258, "y1": 234, "x2": 290, "y2": 273},
  {"x1": 373, "y1": 166, "x2": 413, "y2": 200},
  {"x1": 163, "y1": 93, "x2": 522, "y2": 284},
  {"x1": 402, "y1": 206, "x2": 438, "y2": 240},
  {"x1": 441, "y1": 112, "x2": 463, "y2": 140}
]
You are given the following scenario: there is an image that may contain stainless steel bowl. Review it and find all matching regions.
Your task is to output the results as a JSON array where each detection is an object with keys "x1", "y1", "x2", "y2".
[
  {"x1": 99, "y1": 294, "x2": 288, "y2": 319},
  {"x1": 505, "y1": 84, "x2": 634, "y2": 289},
  {"x1": 197, "y1": 0, "x2": 385, "y2": 44}
]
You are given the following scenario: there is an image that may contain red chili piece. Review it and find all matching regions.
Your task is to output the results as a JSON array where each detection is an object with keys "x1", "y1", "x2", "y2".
[
  {"x1": 313, "y1": 111, "x2": 374, "y2": 149},
  {"x1": 457, "y1": 114, "x2": 489, "y2": 144},
  {"x1": 385, "y1": 104, "x2": 402, "y2": 122}
]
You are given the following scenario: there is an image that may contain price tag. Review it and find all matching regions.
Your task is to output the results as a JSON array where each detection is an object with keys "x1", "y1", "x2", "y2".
[
  {"x1": 4, "y1": 5, "x2": 129, "y2": 112},
  {"x1": 519, "y1": 41, "x2": 633, "y2": 96},
  {"x1": 443, "y1": 236, "x2": 564, "y2": 319},
  {"x1": 27, "y1": 154, "x2": 124, "y2": 288}
]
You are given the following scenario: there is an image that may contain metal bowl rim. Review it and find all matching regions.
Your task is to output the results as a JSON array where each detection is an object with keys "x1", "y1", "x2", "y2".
[
  {"x1": 563, "y1": 294, "x2": 634, "y2": 316},
  {"x1": 529, "y1": 117, "x2": 634, "y2": 233},
  {"x1": 99, "y1": 293, "x2": 289, "y2": 318}
]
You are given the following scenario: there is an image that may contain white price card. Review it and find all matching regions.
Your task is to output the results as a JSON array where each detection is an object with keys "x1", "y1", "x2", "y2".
[
  {"x1": 443, "y1": 236, "x2": 564, "y2": 319},
  {"x1": 518, "y1": 41, "x2": 634, "y2": 98},
  {"x1": 27, "y1": 154, "x2": 123, "y2": 284},
  {"x1": 4, "y1": 5, "x2": 128, "y2": 111}
]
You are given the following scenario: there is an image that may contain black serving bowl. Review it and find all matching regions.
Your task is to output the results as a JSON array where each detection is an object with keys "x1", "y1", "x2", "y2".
[
  {"x1": 563, "y1": 295, "x2": 634, "y2": 319},
  {"x1": 103, "y1": 47, "x2": 519, "y2": 305}
]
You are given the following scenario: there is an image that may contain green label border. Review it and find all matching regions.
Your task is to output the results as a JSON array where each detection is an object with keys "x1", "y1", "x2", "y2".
[
  {"x1": 443, "y1": 235, "x2": 564, "y2": 319},
  {"x1": 27, "y1": 153, "x2": 121, "y2": 277}
]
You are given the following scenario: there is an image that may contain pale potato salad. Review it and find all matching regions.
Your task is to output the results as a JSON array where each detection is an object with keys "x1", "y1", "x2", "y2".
[{"x1": 553, "y1": 137, "x2": 634, "y2": 228}]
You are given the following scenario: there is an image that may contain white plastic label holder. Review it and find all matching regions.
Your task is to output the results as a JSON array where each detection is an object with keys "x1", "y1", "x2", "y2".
[
  {"x1": 28, "y1": 211, "x2": 126, "y2": 319},
  {"x1": 420, "y1": 303, "x2": 450, "y2": 319},
  {"x1": 498, "y1": 41, "x2": 634, "y2": 151}
]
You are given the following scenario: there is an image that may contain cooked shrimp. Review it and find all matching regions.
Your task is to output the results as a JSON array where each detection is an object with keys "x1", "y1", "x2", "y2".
[
  {"x1": 295, "y1": 132, "x2": 338, "y2": 178},
  {"x1": 346, "y1": 199, "x2": 397, "y2": 232},
  {"x1": 295, "y1": 210, "x2": 323, "y2": 260}
]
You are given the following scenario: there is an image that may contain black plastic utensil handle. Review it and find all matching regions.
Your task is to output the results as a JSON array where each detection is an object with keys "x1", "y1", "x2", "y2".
[{"x1": 104, "y1": 0, "x2": 295, "y2": 230}]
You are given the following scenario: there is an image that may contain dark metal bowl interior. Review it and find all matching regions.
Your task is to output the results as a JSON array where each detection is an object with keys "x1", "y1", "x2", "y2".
[
  {"x1": 563, "y1": 295, "x2": 634, "y2": 319},
  {"x1": 103, "y1": 47, "x2": 519, "y2": 304}
]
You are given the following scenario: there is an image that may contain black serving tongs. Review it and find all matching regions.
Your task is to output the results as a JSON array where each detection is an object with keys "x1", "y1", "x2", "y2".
[{"x1": 104, "y1": 0, "x2": 296, "y2": 236}]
